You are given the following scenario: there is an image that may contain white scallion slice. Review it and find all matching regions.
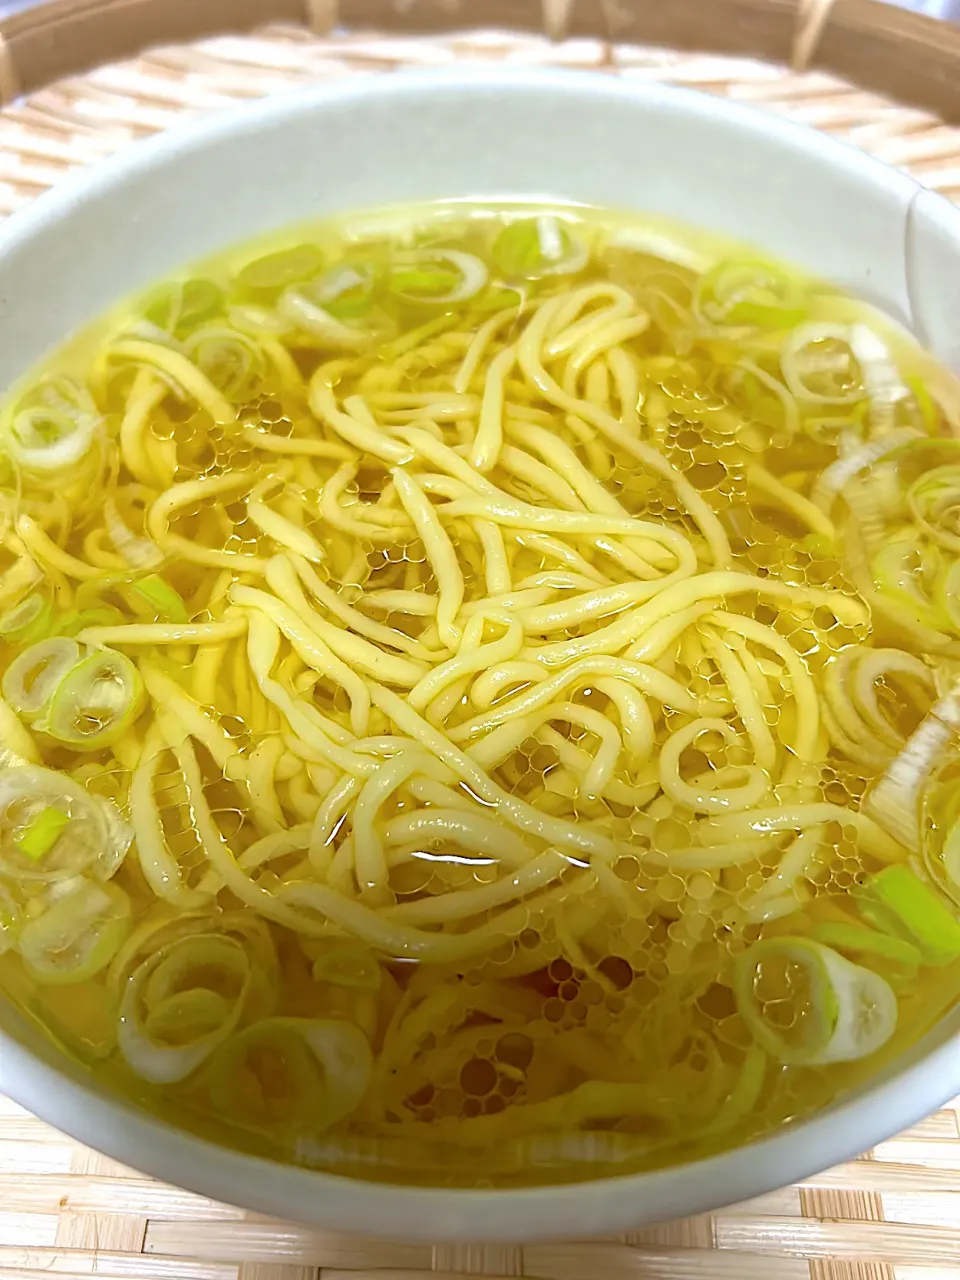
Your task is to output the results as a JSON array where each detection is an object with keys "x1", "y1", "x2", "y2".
[
  {"x1": 104, "y1": 499, "x2": 162, "y2": 569},
  {"x1": 182, "y1": 325, "x2": 266, "y2": 404},
  {"x1": 312, "y1": 262, "x2": 378, "y2": 318},
  {"x1": 39, "y1": 649, "x2": 144, "y2": 751},
  {"x1": 387, "y1": 249, "x2": 488, "y2": 304},
  {"x1": 733, "y1": 936, "x2": 897, "y2": 1065},
  {"x1": 0, "y1": 593, "x2": 55, "y2": 645},
  {"x1": 0, "y1": 376, "x2": 100, "y2": 473},
  {"x1": 236, "y1": 243, "x2": 325, "y2": 292},
  {"x1": 492, "y1": 216, "x2": 589, "y2": 279},
  {"x1": 18, "y1": 879, "x2": 131, "y2": 985},
  {"x1": 781, "y1": 323, "x2": 867, "y2": 406},
  {"x1": 2, "y1": 637, "x2": 80, "y2": 718},
  {"x1": 207, "y1": 1016, "x2": 372, "y2": 1135},
  {"x1": 811, "y1": 427, "x2": 922, "y2": 513},
  {"x1": 278, "y1": 287, "x2": 372, "y2": 351},
  {"x1": 118, "y1": 932, "x2": 253, "y2": 1084},
  {"x1": 867, "y1": 685, "x2": 960, "y2": 854},
  {"x1": 0, "y1": 764, "x2": 132, "y2": 884}
]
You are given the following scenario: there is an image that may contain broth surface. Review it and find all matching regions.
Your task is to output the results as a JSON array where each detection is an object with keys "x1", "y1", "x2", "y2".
[{"x1": 0, "y1": 203, "x2": 959, "y2": 1185}]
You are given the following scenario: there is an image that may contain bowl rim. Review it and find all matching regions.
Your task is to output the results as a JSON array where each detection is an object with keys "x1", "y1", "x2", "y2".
[{"x1": 2, "y1": 64, "x2": 960, "y2": 1242}]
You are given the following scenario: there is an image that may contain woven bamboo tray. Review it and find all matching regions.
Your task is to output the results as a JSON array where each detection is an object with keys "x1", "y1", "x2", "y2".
[{"x1": 3, "y1": 5, "x2": 960, "y2": 1278}]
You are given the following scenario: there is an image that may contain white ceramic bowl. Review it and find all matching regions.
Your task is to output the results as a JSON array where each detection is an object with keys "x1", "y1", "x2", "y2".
[{"x1": 1, "y1": 68, "x2": 960, "y2": 1242}]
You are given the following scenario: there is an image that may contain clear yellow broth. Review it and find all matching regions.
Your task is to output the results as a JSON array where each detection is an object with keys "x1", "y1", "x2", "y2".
[{"x1": 0, "y1": 202, "x2": 958, "y2": 1186}]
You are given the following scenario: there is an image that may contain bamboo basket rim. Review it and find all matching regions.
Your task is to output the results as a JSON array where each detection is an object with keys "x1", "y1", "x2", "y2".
[{"x1": 0, "y1": 0, "x2": 959, "y2": 120}]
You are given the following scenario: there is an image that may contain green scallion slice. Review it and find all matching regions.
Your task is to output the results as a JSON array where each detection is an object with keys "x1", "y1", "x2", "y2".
[
  {"x1": 129, "y1": 575, "x2": 189, "y2": 623},
  {"x1": 16, "y1": 805, "x2": 70, "y2": 862},
  {"x1": 237, "y1": 244, "x2": 325, "y2": 293},
  {"x1": 857, "y1": 864, "x2": 960, "y2": 965}
]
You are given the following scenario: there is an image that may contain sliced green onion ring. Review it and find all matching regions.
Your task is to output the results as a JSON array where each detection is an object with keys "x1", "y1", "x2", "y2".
[
  {"x1": 312, "y1": 262, "x2": 379, "y2": 319},
  {"x1": 278, "y1": 288, "x2": 372, "y2": 351},
  {"x1": 908, "y1": 465, "x2": 960, "y2": 554},
  {"x1": 2, "y1": 637, "x2": 80, "y2": 717},
  {"x1": 118, "y1": 932, "x2": 253, "y2": 1083},
  {"x1": 104, "y1": 499, "x2": 163, "y2": 569},
  {"x1": 128, "y1": 575, "x2": 189, "y2": 623},
  {"x1": 40, "y1": 648, "x2": 144, "y2": 751},
  {"x1": 1, "y1": 376, "x2": 100, "y2": 474},
  {"x1": 387, "y1": 249, "x2": 488, "y2": 304},
  {"x1": 696, "y1": 259, "x2": 805, "y2": 329},
  {"x1": 780, "y1": 323, "x2": 866, "y2": 405},
  {"x1": 492, "y1": 216, "x2": 589, "y2": 279},
  {"x1": 58, "y1": 606, "x2": 126, "y2": 638},
  {"x1": 0, "y1": 593, "x2": 55, "y2": 645},
  {"x1": 733, "y1": 936, "x2": 897, "y2": 1064},
  {"x1": 142, "y1": 278, "x2": 224, "y2": 336},
  {"x1": 236, "y1": 243, "x2": 325, "y2": 292},
  {"x1": 871, "y1": 536, "x2": 945, "y2": 634},
  {"x1": 19, "y1": 879, "x2": 131, "y2": 985},
  {"x1": 206, "y1": 1016, "x2": 372, "y2": 1134},
  {"x1": 808, "y1": 920, "x2": 922, "y2": 969},
  {"x1": 182, "y1": 326, "x2": 266, "y2": 403},
  {"x1": 811, "y1": 427, "x2": 922, "y2": 515},
  {"x1": 858, "y1": 864, "x2": 960, "y2": 965},
  {"x1": 868, "y1": 685, "x2": 960, "y2": 854},
  {"x1": 0, "y1": 763, "x2": 132, "y2": 884},
  {"x1": 227, "y1": 304, "x2": 293, "y2": 339},
  {"x1": 849, "y1": 323, "x2": 909, "y2": 432}
]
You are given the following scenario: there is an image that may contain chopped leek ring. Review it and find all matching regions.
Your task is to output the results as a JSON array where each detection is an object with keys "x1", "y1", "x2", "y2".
[
  {"x1": 2, "y1": 637, "x2": 80, "y2": 717},
  {"x1": 0, "y1": 764, "x2": 132, "y2": 884},
  {"x1": 237, "y1": 243, "x2": 325, "y2": 292},
  {"x1": 492, "y1": 216, "x2": 588, "y2": 279},
  {"x1": 128, "y1": 575, "x2": 189, "y2": 623},
  {"x1": 57, "y1": 607, "x2": 126, "y2": 638},
  {"x1": 143, "y1": 278, "x2": 224, "y2": 336},
  {"x1": 183, "y1": 325, "x2": 265, "y2": 403},
  {"x1": 867, "y1": 689, "x2": 960, "y2": 854},
  {"x1": 697, "y1": 1045, "x2": 768, "y2": 1140},
  {"x1": 908, "y1": 465, "x2": 960, "y2": 555},
  {"x1": 696, "y1": 259, "x2": 805, "y2": 329},
  {"x1": 388, "y1": 249, "x2": 488, "y2": 304},
  {"x1": 104, "y1": 499, "x2": 163, "y2": 569},
  {"x1": 1, "y1": 376, "x2": 100, "y2": 474},
  {"x1": 733, "y1": 936, "x2": 897, "y2": 1064},
  {"x1": 19, "y1": 879, "x2": 130, "y2": 985},
  {"x1": 313, "y1": 262, "x2": 378, "y2": 319},
  {"x1": 118, "y1": 932, "x2": 253, "y2": 1083},
  {"x1": 41, "y1": 649, "x2": 144, "y2": 750},
  {"x1": 278, "y1": 288, "x2": 371, "y2": 351},
  {"x1": 780, "y1": 323, "x2": 866, "y2": 405},
  {"x1": 871, "y1": 537, "x2": 945, "y2": 633},
  {"x1": 905, "y1": 374, "x2": 938, "y2": 431},
  {"x1": 16, "y1": 806, "x2": 70, "y2": 862},
  {"x1": 858, "y1": 864, "x2": 960, "y2": 965},
  {"x1": 0, "y1": 593, "x2": 55, "y2": 645},
  {"x1": 207, "y1": 1016, "x2": 372, "y2": 1134},
  {"x1": 809, "y1": 920, "x2": 922, "y2": 969},
  {"x1": 227, "y1": 303, "x2": 293, "y2": 339}
]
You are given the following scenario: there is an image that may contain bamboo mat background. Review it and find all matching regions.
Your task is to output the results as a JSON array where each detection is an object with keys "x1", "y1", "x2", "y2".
[{"x1": 2, "y1": 18, "x2": 960, "y2": 1280}]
